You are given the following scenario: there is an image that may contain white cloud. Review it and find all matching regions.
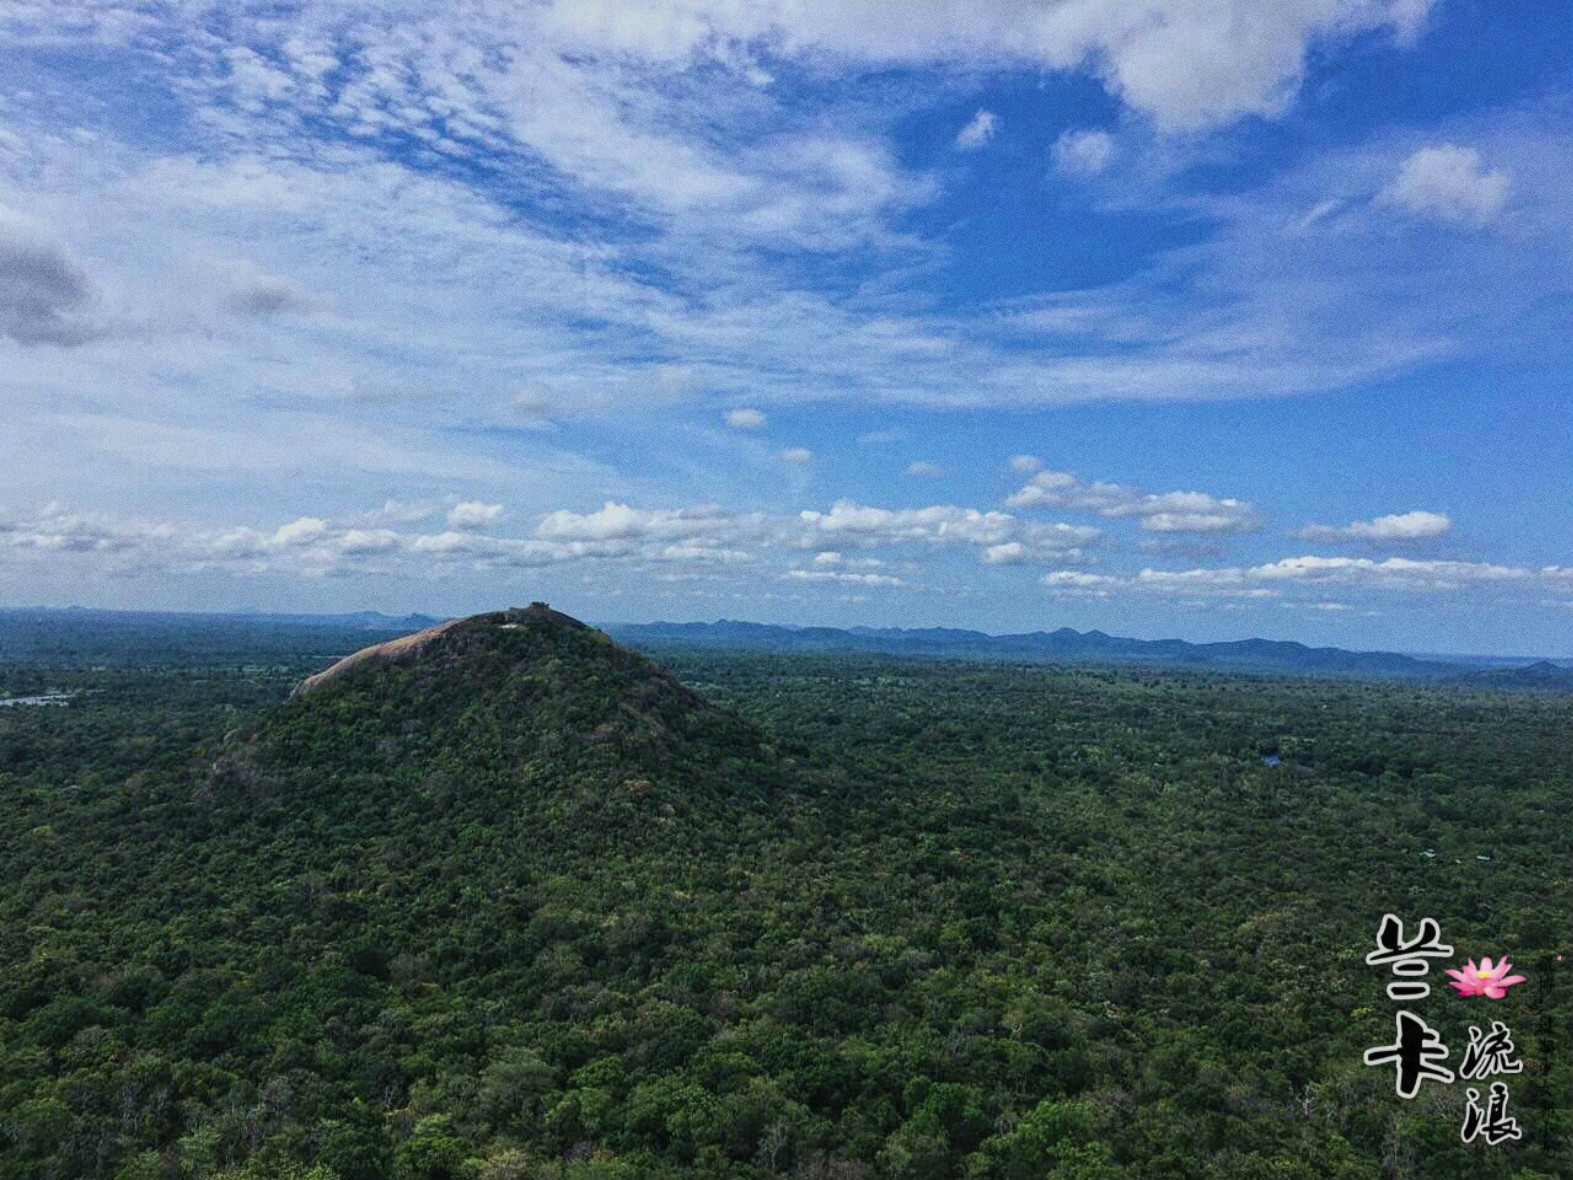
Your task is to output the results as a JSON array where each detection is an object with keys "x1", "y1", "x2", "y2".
[
  {"x1": 534, "y1": 0, "x2": 1431, "y2": 131},
  {"x1": 1040, "y1": 570, "x2": 1121, "y2": 597},
  {"x1": 335, "y1": 528, "x2": 402, "y2": 555},
  {"x1": 1295, "y1": 510, "x2": 1451, "y2": 542},
  {"x1": 794, "y1": 499, "x2": 1096, "y2": 564},
  {"x1": 535, "y1": 501, "x2": 753, "y2": 544},
  {"x1": 955, "y1": 109, "x2": 999, "y2": 150},
  {"x1": 659, "y1": 543, "x2": 752, "y2": 564},
  {"x1": 725, "y1": 407, "x2": 767, "y2": 429},
  {"x1": 446, "y1": 501, "x2": 507, "y2": 530},
  {"x1": 906, "y1": 460, "x2": 940, "y2": 476},
  {"x1": 800, "y1": 500, "x2": 1014, "y2": 547},
  {"x1": 785, "y1": 568, "x2": 904, "y2": 587},
  {"x1": 1129, "y1": 492, "x2": 1263, "y2": 534},
  {"x1": 1008, "y1": 454, "x2": 1044, "y2": 473},
  {"x1": 272, "y1": 516, "x2": 328, "y2": 546},
  {"x1": 1007, "y1": 471, "x2": 1261, "y2": 533},
  {"x1": 1379, "y1": 146, "x2": 1509, "y2": 224},
  {"x1": 1052, "y1": 129, "x2": 1114, "y2": 176},
  {"x1": 0, "y1": 503, "x2": 175, "y2": 555},
  {"x1": 1042, "y1": 571, "x2": 1119, "y2": 588},
  {"x1": 1020, "y1": 521, "x2": 1101, "y2": 557},
  {"x1": 4, "y1": 496, "x2": 1567, "y2": 626},
  {"x1": 1038, "y1": 553, "x2": 1530, "y2": 601},
  {"x1": 810, "y1": 550, "x2": 885, "y2": 568},
  {"x1": 1247, "y1": 554, "x2": 1525, "y2": 588},
  {"x1": 780, "y1": 447, "x2": 814, "y2": 465},
  {"x1": 982, "y1": 542, "x2": 1026, "y2": 565},
  {"x1": 1035, "y1": 551, "x2": 1537, "y2": 605}
]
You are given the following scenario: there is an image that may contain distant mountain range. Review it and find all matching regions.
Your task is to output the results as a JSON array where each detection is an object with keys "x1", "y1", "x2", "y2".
[
  {"x1": 4, "y1": 606, "x2": 1571, "y2": 685},
  {"x1": 7, "y1": 606, "x2": 450, "y2": 631},
  {"x1": 605, "y1": 619, "x2": 1573, "y2": 683}
]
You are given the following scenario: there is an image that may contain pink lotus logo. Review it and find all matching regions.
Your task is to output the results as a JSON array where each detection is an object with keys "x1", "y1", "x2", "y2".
[{"x1": 1445, "y1": 957, "x2": 1526, "y2": 999}]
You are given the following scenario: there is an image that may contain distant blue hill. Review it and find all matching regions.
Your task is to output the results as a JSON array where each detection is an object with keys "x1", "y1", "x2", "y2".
[
  {"x1": 0, "y1": 607, "x2": 451, "y2": 665},
  {"x1": 3, "y1": 607, "x2": 1568, "y2": 685},
  {"x1": 1, "y1": 606, "x2": 446, "y2": 631},
  {"x1": 603, "y1": 618, "x2": 1562, "y2": 680},
  {"x1": 1443, "y1": 659, "x2": 1573, "y2": 690}
]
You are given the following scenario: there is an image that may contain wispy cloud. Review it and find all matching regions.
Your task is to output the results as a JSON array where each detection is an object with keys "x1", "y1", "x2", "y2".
[
  {"x1": 1379, "y1": 146, "x2": 1510, "y2": 224},
  {"x1": 1052, "y1": 129, "x2": 1114, "y2": 176},
  {"x1": 955, "y1": 109, "x2": 999, "y2": 150}
]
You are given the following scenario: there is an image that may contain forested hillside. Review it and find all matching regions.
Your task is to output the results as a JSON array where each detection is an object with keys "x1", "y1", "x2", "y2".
[{"x1": 1, "y1": 619, "x2": 1568, "y2": 1179}]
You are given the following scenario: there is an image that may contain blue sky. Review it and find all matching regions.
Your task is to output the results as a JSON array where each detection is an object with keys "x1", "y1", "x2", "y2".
[{"x1": 2, "y1": 1, "x2": 1571, "y2": 654}]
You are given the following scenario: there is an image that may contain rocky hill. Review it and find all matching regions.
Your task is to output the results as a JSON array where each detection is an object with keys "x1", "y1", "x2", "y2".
[{"x1": 216, "y1": 603, "x2": 784, "y2": 833}]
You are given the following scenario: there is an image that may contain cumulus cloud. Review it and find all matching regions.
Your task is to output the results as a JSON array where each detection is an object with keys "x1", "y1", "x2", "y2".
[
  {"x1": 1379, "y1": 146, "x2": 1510, "y2": 224},
  {"x1": 1052, "y1": 129, "x2": 1114, "y2": 176},
  {"x1": 811, "y1": 550, "x2": 885, "y2": 569},
  {"x1": 955, "y1": 109, "x2": 999, "y2": 150},
  {"x1": 272, "y1": 516, "x2": 328, "y2": 546},
  {"x1": 1295, "y1": 510, "x2": 1451, "y2": 542},
  {"x1": 446, "y1": 501, "x2": 506, "y2": 530},
  {"x1": 0, "y1": 205, "x2": 104, "y2": 346},
  {"x1": 0, "y1": 503, "x2": 175, "y2": 554},
  {"x1": 659, "y1": 543, "x2": 752, "y2": 563},
  {"x1": 982, "y1": 542, "x2": 1027, "y2": 565},
  {"x1": 801, "y1": 500, "x2": 1014, "y2": 548},
  {"x1": 1041, "y1": 553, "x2": 1533, "y2": 601},
  {"x1": 797, "y1": 499, "x2": 1097, "y2": 563},
  {"x1": 4, "y1": 495, "x2": 1566, "y2": 623},
  {"x1": 1020, "y1": 521, "x2": 1102, "y2": 557},
  {"x1": 1126, "y1": 492, "x2": 1264, "y2": 534},
  {"x1": 785, "y1": 568, "x2": 904, "y2": 587},
  {"x1": 1007, "y1": 471, "x2": 1261, "y2": 533},
  {"x1": 1248, "y1": 554, "x2": 1524, "y2": 588},
  {"x1": 519, "y1": 496, "x2": 1099, "y2": 569},
  {"x1": 1041, "y1": 571, "x2": 1121, "y2": 596},
  {"x1": 780, "y1": 447, "x2": 814, "y2": 465},
  {"x1": 906, "y1": 460, "x2": 940, "y2": 476},
  {"x1": 536, "y1": 0, "x2": 1431, "y2": 131},
  {"x1": 725, "y1": 407, "x2": 767, "y2": 429},
  {"x1": 535, "y1": 501, "x2": 752, "y2": 545},
  {"x1": 983, "y1": 532, "x2": 1098, "y2": 566},
  {"x1": 1009, "y1": 454, "x2": 1044, "y2": 474},
  {"x1": 335, "y1": 528, "x2": 402, "y2": 555}
]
